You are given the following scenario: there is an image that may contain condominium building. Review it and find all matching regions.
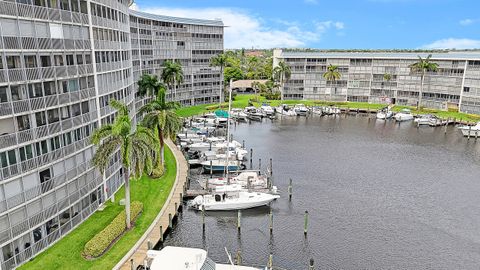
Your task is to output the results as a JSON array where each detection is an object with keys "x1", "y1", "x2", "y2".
[
  {"x1": 273, "y1": 49, "x2": 480, "y2": 114},
  {"x1": 0, "y1": 1, "x2": 223, "y2": 269}
]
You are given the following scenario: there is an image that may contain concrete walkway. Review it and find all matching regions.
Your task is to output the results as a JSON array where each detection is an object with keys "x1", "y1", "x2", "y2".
[{"x1": 114, "y1": 139, "x2": 188, "y2": 270}]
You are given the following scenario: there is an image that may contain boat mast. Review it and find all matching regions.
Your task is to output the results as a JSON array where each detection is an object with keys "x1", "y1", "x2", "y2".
[{"x1": 225, "y1": 79, "x2": 233, "y2": 184}]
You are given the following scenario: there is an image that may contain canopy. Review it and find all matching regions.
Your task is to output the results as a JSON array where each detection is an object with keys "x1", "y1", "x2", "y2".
[{"x1": 215, "y1": 110, "x2": 229, "y2": 118}]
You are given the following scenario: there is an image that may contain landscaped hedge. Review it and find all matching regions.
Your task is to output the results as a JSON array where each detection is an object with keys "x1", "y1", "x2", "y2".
[{"x1": 83, "y1": 201, "x2": 143, "y2": 259}]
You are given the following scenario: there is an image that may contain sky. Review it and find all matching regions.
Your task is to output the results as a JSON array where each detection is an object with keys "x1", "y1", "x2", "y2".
[{"x1": 131, "y1": 0, "x2": 480, "y2": 50}]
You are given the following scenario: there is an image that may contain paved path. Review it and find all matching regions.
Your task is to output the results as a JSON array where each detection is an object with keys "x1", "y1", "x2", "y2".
[{"x1": 114, "y1": 139, "x2": 188, "y2": 270}]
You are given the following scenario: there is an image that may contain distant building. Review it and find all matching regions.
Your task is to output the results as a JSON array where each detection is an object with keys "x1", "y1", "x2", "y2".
[
  {"x1": 232, "y1": 79, "x2": 268, "y2": 93},
  {"x1": 273, "y1": 49, "x2": 480, "y2": 114}
]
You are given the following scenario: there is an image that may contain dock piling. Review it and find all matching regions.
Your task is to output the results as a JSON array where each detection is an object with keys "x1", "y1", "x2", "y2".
[
  {"x1": 468, "y1": 126, "x2": 471, "y2": 140},
  {"x1": 202, "y1": 205, "x2": 205, "y2": 231},
  {"x1": 288, "y1": 178, "x2": 293, "y2": 200},
  {"x1": 209, "y1": 160, "x2": 213, "y2": 176},
  {"x1": 168, "y1": 213, "x2": 173, "y2": 229},
  {"x1": 242, "y1": 140, "x2": 245, "y2": 148},
  {"x1": 175, "y1": 202, "x2": 178, "y2": 214},
  {"x1": 259, "y1": 158, "x2": 262, "y2": 170},
  {"x1": 269, "y1": 158, "x2": 273, "y2": 176},
  {"x1": 269, "y1": 209, "x2": 273, "y2": 234},
  {"x1": 250, "y1": 149, "x2": 253, "y2": 169},
  {"x1": 304, "y1": 210, "x2": 309, "y2": 236},
  {"x1": 147, "y1": 239, "x2": 152, "y2": 250},
  {"x1": 309, "y1": 258, "x2": 315, "y2": 270},
  {"x1": 237, "y1": 210, "x2": 242, "y2": 232},
  {"x1": 130, "y1": 259, "x2": 135, "y2": 270},
  {"x1": 236, "y1": 250, "x2": 242, "y2": 265},
  {"x1": 159, "y1": 225, "x2": 163, "y2": 242},
  {"x1": 268, "y1": 254, "x2": 273, "y2": 270}
]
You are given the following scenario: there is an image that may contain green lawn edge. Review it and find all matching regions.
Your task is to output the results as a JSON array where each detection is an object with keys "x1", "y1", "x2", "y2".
[
  {"x1": 176, "y1": 94, "x2": 480, "y2": 123},
  {"x1": 19, "y1": 146, "x2": 177, "y2": 270}
]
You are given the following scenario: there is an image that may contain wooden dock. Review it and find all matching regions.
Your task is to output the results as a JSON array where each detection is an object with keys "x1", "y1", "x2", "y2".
[{"x1": 114, "y1": 139, "x2": 188, "y2": 270}]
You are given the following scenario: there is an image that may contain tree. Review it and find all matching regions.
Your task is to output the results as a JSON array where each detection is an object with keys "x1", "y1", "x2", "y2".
[
  {"x1": 224, "y1": 66, "x2": 244, "y2": 85},
  {"x1": 251, "y1": 81, "x2": 262, "y2": 101},
  {"x1": 139, "y1": 86, "x2": 182, "y2": 170},
  {"x1": 383, "y1": 73, "x2": 392, "y2": 100},
  {"x1": 246, "y1": 56, "x2": 260, "y2": 79},
  {"x1": 323, "y1": 64, "x2": 341, "y2": 100},
  {"x1": 210, "y1": 53, "x2": 227, "y2": 105},
  {"x1": 161, "y1": 60, "x2": 184, "y2": 101},
  {"x1": 91, "y1": 100, "x2": 158, "y2": 229},
  {"x1": 137, "y1": 73, "x2": 161, "y2": 97},
  {"x1": 273, "y1": 61, "x2": 291, "y2": 101},
  {"x1": 409, "y1": 54, "x2": 438, "y2": 110}
]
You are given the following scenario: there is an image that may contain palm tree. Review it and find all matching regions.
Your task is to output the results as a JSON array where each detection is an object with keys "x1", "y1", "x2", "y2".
[
  {"x1": 409, "y1": 54, "x2": 438, "y2": 110},
  {"x1": 383, "y1": 73, "x2": 392, "y2": 98},
  {"x1": 139, "y1": 85, "x2": 182, "y2": 167},
  {"x1": 91, "y1": 100, "x2": 158, "y2": 229},
  {"x1": 137, "y1": 73, "x2": 161, "y2": 97},
  {"x1": 323, "y1": 64, "x2": 341, "y2": 100},
  {"x1": 273, "y1": 61, "x2": 291, "y2": 101},
  {"x1": 161, "y1": 60, "x2": 184, "y2": 102},
  {"x1": 210, "y1": 53, "x2": 227, "y2": 105},
  {"x1": 251, "y1": 81, "x2": 262, "y2": 101}
]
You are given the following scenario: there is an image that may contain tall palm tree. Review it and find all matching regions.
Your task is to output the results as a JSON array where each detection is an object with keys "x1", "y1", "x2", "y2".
[
  {"x1": 139, "y1": 85, "x2": 182, "y2": 167},
  {"x1": 137, "y1": 73, "x2": 161, "y2": 97},
  {"x1": 251, "y1": 81, "x2": 262, "y2": 101},
  {"x1": 161, "y1": 60, "x2": 184, "y2": 102},
  {"x1": 383, "y1": 73, "x2": 392, "y2": 98},
  {"x1": 323, "y1": 64, "x2": 341, "y2": 101},
  {"x1": 91, "y1": 100, "x2": 158, "y2": 229},
  {"x1": 273, "y1": 61, "x2": 291, "y2": 101},
  {"x1": 210, "y1": 53, "x2": 227, "y2": 105},
  {"x1": 409, "y1": 54, "x2": 438, "y2": 110}
]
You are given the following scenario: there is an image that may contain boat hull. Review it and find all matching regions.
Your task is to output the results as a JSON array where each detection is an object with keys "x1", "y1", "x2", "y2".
[
  {"x1": 202, "y1": 164, "x2": 240, "y2": 172},
  {"x1": 199, "y1": 195, "x2": 280, "y2": 211}
]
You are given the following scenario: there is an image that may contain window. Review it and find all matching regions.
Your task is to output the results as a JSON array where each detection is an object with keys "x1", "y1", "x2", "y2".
[
  {"x1": 6, "y1": 56, "x2": 20, "y2": 69},
  {"x1": 63, "y1": 132, "x2": 72, "y2": 145},
  {"x1": 81, "y1": 101, "x2": 88, "y2": 114},
  {"x1": 71, "y1": 103, "x2": 81, "y2": 116},
  {"x1": 464, "y1": 87, "x2": 470, "y2": 93},
  {"x1": 28, "y1": 83, "x2": 43, "y2": 98},
  {"x1": 54, "y1": 55, "x2": 64, "y2": 66},
  {"x1": 35, "y1": 111, "x2": 47, "y2": 127},
  {"x1": 0, "y1": 56, "x2": 3, "y2": 70},
  {"x1": 47, "y1": 109, "x2": 59, "y2": 123},
  {"x1": 50, "y1": 136, "x2": 61, "y2": 150},
  {"x1": 24, "y1": 55, "x2": 37, "y2": 68},
  {"x1": 76, "y1": 54, "x2": 83, "y2": 65},
  {"x1": 66, "y1": 54, "x2": 74, "y2": 66},
  {"x1": 43, "y1": 81, "x2": 56, "y2": 96},
  {"x1": 16, "y1": 115, "x2": 30, "y2": 131},
  {"x1": 10, "y1": 85, "x2": 26, "y2": 101},
  {"x1": 7, "y1": 150, "x2": 16, "y2": 165},
  {"x1": 19, "y1": 145, "x2": 33, "y2": 161},
  {"x1": 0, "y1": 86, "x2": 7, "y2": 103},
  {"x1": 40, "y1": 56, "x2": 51, "y2": 67}
]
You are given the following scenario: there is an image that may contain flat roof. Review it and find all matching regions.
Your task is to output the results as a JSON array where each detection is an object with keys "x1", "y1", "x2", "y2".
[
  {"x1": 129, "y1": 10, "x2": 224, "y2": 27},
  {"x1": 278, "y1": 51, "x2": 480, "y2": 60},
  {"x1": 149, "y1": 246, "x2": 207, "y2": 270}
]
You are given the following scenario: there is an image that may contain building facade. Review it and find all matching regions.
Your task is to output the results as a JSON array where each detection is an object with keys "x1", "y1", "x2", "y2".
[
  {"x1": 273, "y1": 49, "x2": 480, "y2": 114},
  {"x1": 0, "y1": 2, "x2": 223, "y2": 269}
]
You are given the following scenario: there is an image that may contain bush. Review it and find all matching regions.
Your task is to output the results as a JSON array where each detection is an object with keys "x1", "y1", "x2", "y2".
[
  {"x1": 83, "y1": 201, "x2": 143, "y2": 258},
  {"x1": 151, "y1": 166, "x2": 165, "y2": 178}
]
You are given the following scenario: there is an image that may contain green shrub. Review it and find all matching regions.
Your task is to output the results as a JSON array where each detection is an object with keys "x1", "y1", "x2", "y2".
[{"x1": 83, "y1": 201, "x2": 143, "y2": 259}]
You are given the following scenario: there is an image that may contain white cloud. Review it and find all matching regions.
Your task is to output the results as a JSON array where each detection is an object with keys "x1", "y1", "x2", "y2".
[
  {"x1": 135, "y1": 6, "x2": 340, "y2": 49},
  {"x1": 315, "y1": 21, "x2": 345, "y2": 33},
  {"x1": 422, "y1": 38, "x2": 480, "y2": 49},
  {"x1": 459, "y1": 19, "x2": 475, "y2": 26}
]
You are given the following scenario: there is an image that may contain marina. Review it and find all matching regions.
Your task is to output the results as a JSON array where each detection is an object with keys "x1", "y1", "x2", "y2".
[{"x1": 163, "y1": 110, "x2": 480, "y2": 269}]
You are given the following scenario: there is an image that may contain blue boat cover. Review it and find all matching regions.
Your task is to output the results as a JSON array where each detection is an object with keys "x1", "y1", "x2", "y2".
[{"x1": 215, "y1": 110, "x2": 229, "y2": 118}]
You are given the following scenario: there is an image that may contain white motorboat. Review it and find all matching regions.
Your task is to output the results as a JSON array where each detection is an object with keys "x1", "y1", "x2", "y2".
[
  {"x1": 376, "y1": 108, "x2": 393, "y2": 119},
  {"x1": 323, "y1": 106, "x2": 341, "y2": 115},
  {"x1": 230, "y1": 108, "x2": 248, "y2": 122},
  {"x1": 244, "y1": 106, "x2": 263, "y2": 121},
  {"x1": 260, "y1": 104, "x2": 275, "y2": 116},
  {"x1": 187, "y1": 140, "x2": 242, "y2": 152},
  {"x1": 146, "y1": 246, "x2": 263, "y2": 270},
  {"x1": 276, "y1": 104, "x2": 296, "y2": 116},
  {"x1": 203, "y1": 171, "x2": 276, "y2": 191},
  {"x1": 201, "y1": 160, "x2": 242, "y2": 172},
  {"x1": 293, "y1": 104, "x2": 309, "y2": 116},
  {"x1": 458, "y1": 122, "x2": 480, "y2": 136},
  {"x1": 394, "y1": 109, "x2": 414, "y2": 122},
  {"x1": 413, "y1": 114, "x2": 445, "y2": 126},
  {"x1": 192, "y1": 184, "x2": 280, "y2": 211}
]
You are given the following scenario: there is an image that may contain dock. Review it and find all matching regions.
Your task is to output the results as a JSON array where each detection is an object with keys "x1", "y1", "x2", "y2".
[{"x1": 114, "y1": 139, "x2": 188, "y2": 270}]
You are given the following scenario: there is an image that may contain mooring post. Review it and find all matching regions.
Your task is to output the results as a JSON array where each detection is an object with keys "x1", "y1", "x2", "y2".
[
  {"x1": 202, "y1": 205, "x2": 205, "y2": 231},
  {"x1": 468, "y1": 125, "x2": 471, "y2": 140},
  {"x1": 210, "y1": 160, "x2": 213, "y2": 176},
  {"x1": 444, "y1": 118, "x2": 449, "y2": 134},
  {"x1": 259, "y1": 158, "x2": 261, "y2": 170},
  {"x1": 175, "y1": 202, "x2": 178, "y2": 214},
  {"x1": 230, "y1": 133, "x2": 233, "y2": 142},
  {"x1": 269, "y1": 158, "x2": 273, "y2": 176},
  {"x1": 304, "y1": 210, "x2": 309, "y2": 236},
  {"x1": 250, "y1": 148, "x2": 253, "y2": 169},
  {"x1": 309, "y1": 258, "x2": 315, "y2": 270},
  {"x1": 169, "y1": 213, "x2": 173, "y2": 229},
  {"x1": 236, "y1": 250, "x2": 242, "y2": 265},
  {"x1": 242, "y1": 140, "x2": 245, "y2": 148},
  {"x1": 159, "y1": 225, "x2": 164, "y2": 242},
  {"x1": 476, "y1": 130, "x2": 478, "y2": 140},
  {"x1": 288, "y1": 178, "x2": 293, "y2": 200},
  {"x1": 209, "y1": 141, "x2": 212, "y2": 151},
  {"x1": 130, "y1": 259, "x2": 135, "y2": 270},
  {"x1": 268, "y1": 254, "x2": 273, "y2": 270},
  {"x1": 147, "y1": 239, "x2": 152, "y2": 250},
  {"x1": 237, "y1": 210, "x2": 242, "y2": 232},
  {"x1": 269, "y1": 209, "x2": 273, "y2": 235}
]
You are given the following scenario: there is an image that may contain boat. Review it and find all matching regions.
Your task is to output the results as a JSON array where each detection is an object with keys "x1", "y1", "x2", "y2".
[
  {"x1": 323, "y1": 106, "x2": 341, "y2": 115},
  {"x1": 276, "y1": 104, "x2": 296, "y2": 116},
  {"x1": 458, "y1": 122, "x2": 480, "y2": 136},
  {"x1": 191, "y1": 184, "x2": 280, "y2": 211},
  {"x1": 145, "y1": 246, "x2": 263, "y2": 270},
  {"x1": 376, "y1": 107, "x2": 393, "y2": 119},
  {"x1": 203, "y1": 171, "x2": 276, "y2": 191},
  {"x1": 413, "y1": 114, "x2": 445, "y2": 126},
  {"x1": 293, "y1": 104, "x2": 309, "y2": 116},
  {"x1": 187, "y1": 140, "x2": 242, "y2": 152},
  {"x1": 244, "y1": 106, "x2": 263, "y2": 121},
  {"x1": 394, "y1": 109, "x2": 414, "y2": 122},
  {"x1": 201, "y1": 160, "x2": 242, "y2": 172},
  {"x1": 230, "y1": 108, "x2": 248, "y2": 122},
  {"x1": 312, "y1": 107, "x2": 324, "y2": 115},
  {"x1": 260, "y1": 104, "x2": 275, "y2": 116}
]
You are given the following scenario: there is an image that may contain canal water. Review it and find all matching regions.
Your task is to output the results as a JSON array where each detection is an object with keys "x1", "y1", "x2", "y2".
[{"x1": 165, "y1": 115, "x2": 480, "y2": 269}]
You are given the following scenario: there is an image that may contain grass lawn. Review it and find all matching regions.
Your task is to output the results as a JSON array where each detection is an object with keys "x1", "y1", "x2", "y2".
[
  {"x1": 177, "y1": 94, "x2": 480, "y2": 123},
  {"x1": 19, "y1": 146, "x2": 177, "y2": 270}
]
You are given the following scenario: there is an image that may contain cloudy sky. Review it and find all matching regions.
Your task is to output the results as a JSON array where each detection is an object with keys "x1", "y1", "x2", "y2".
[{"x1": 131, "y1": 0, "x2": 480, "y2": 50}]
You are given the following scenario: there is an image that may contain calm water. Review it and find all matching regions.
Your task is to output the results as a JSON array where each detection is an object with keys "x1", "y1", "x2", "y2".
[{"x1": 165, "y1": 114, "x2": 480, "y2": 269}]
